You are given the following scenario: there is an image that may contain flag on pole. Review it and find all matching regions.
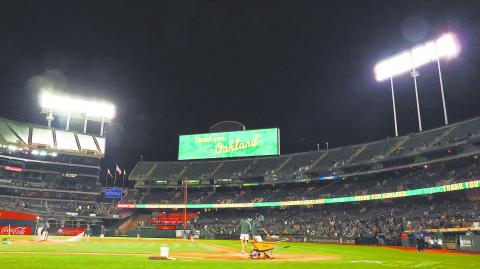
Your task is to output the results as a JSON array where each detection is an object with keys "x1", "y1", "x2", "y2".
[
  {"x1": 107, "y1": 169, "x2": 113, "y2": 178},
  {"x1": 122, "y1": 169, "x2": 127, "y2": 188},
  {"x1": 116, "y1": 164, "x2": 122, "y2": 175}
]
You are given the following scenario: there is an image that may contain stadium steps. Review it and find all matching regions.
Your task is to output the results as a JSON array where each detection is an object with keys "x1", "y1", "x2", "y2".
[
  {"x1": 432, "y1": 126, "x2": 456, "y2": 145},
  {"x1": 210, "y1": 162, "x2": 224, "y2": 177},
  {"x1": 276, "y1": 156, "x2": 292, "y2": 173},
  {"x1": 311, "y1": 151, "x2": 328, "y2": 167},
  {"x1": 145, "y1": 163, "x2": 158, "y2": 178},
  {"x1": 118, "y1": 216, "x2": 134, "y2": 231},
  {"x1": 118, "y1": 189, "x2": 130, "y2": 204},
  {"x1": 384, "y1": 137, "x2": 409, "y2": 158},
  {"x1": 178, "y1": 164, "x2": 191, "y2": 178},
  {"x1": 347, "y1": 145, "x2": 367, "y2": 164},
  {"x1": 243, "y1": 159, "x2": 257, "y2": 175}
]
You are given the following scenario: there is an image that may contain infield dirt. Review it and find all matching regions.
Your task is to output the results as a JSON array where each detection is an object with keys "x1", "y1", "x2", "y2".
[{"x1": 2, "y1": 238, "x2": 339, "y2": 262}]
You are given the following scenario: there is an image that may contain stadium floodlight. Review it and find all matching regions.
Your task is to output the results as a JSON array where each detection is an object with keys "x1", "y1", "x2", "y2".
[
  {"x1": 374, "y1": 32, "x2": 461, "y2": 135},
  {"x1": 39, "y1": 90, "x2": 116, "y2": 135},
  {"x1": 374, "y1": 32, "x2": 460, "y2": 81},
  {"x1": 39, "y1": 91, "x2": 116, "y2": 119}
]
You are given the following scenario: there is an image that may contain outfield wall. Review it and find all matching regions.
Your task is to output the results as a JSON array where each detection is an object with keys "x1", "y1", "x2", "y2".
[
  {"x1": 123, "y1": 227, "x2": 176, "y2": 238},
  {"x1": 0, "y1": 209, "x2": 37, "y2": 235}
]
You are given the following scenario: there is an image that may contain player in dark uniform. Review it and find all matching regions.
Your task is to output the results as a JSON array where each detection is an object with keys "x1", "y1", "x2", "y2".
[
  {"x1": 41, "y1": 222, "x2": 50, "y2": 241},
  {"x1": 188, "y1": 223, "x2": 196, "y2": 243},
  {"x1": 414, "y1": 227, "x2": 425, "y2": 252},
  {"x1": 251, "y1": 215, "x2": 265, "y2": 242},
  {"x1": 100, "y1": 225, "x2": 106, "y2": 241},
  {"x1": 84, "y1": 224, "x2": 92, "y2": 241},
  {"x1": 237, "y1": 218, "x2": 252, "y2": 254}
]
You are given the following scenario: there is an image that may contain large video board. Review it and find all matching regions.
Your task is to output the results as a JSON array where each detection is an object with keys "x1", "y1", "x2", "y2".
[{"x1": 178, "y1": 128, "x2": 280, "y2": 160}]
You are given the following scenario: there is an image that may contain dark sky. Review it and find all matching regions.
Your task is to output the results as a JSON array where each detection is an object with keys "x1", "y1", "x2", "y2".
[{"x1": 1, "y1": 0, "x2": 480, "y2": 173}]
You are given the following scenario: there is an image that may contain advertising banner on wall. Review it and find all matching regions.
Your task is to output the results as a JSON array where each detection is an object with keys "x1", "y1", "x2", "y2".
[
  {"x1": 0, "y1": 210, "x2": 37, "y2": 220},
  {"x1": 56, "y1": 227, "x2": 86, "y2": 236},
  {"x1": 0, "y1": 225, "x2": 32, "y2": 235},
  {"x1": 105, "y1": 188, "x2": 123, "y2": 199}
]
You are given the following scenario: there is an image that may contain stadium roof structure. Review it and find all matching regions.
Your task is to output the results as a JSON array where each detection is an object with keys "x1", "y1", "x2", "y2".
[{"x1": 0, "y1": 117, "x2": 105, "y2": 157}]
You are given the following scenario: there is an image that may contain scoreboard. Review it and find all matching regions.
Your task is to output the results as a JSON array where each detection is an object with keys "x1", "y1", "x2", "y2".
[{"x1": 178, "y1": 128, "x2": 280, "y2": 160}]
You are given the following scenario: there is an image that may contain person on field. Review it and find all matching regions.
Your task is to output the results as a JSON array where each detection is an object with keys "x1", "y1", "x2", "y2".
[
  {"x1": 136, "y1": 224, "x2": 141, "y2": 239},
  {"x1": 414, "y1": 226, "x2": 425, "y2": 252},
  {"x1": 36, "y1": 217, "x2": 45, "y2": 241},
  {"x1": 237, "y1": 218, "x2": 252, "y2": 254},
  {"x1": 84, "y1": 224, "x2": 92, "y2": 241},
  {"x1": 251, "y1": 215, "x2": 265, "y2": 243},
  {"x1": 41, "y1": 222, "x2": 50, "y2": 241},
  {"x1": 189, "y1": 223, "x2": 196, "y2": 244},
  {"x1": 100, "y1": 225, "x2": 106, "y2": 240}
]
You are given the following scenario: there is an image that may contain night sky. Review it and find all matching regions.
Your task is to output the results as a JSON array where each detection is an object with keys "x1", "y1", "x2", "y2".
[{"x1": 1, "y1": 0, "x2": 480, "y2": 173}]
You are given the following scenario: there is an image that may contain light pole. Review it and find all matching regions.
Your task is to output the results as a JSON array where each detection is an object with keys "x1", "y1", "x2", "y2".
[
  {"x1": 411, "y1": 66, "x2": 422, "y2": 132},
  {"x1": 374, "y1": 32, "x2": 460, "y2": 135},
  {"x1": 436, "y1": 55, "x2": 448, "y2": 125},
  {"x1": 390, "y1": 77, "x2": 399, "y2": 137}
]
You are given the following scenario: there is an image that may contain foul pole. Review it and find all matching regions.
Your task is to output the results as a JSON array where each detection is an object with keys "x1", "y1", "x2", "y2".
[{"x1": 183, "y1": 179, "x2": 188, "y2": 229}]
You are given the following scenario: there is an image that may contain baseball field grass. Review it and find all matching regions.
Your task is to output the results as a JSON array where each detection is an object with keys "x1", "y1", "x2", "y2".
[{"x1": 1, "y1": 236, "x2": 479, "y2": 268}]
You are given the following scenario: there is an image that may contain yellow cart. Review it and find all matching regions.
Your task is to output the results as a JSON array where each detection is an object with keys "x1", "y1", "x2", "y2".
[{"x1": 250, "y1": 242, "x2": 276, "y2": 259}]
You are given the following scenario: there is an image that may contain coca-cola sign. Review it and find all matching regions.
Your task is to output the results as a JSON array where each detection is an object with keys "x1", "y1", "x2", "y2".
[{"x1": 0, "y1": 226, "x2": 32, "y2": 235}]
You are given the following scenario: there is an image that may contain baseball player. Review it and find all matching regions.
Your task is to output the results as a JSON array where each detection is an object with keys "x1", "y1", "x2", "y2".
[
  {"x1": 237, "y1": 218, "x2": 252, "y2": 254},
  {"x1": 36, "y1": 217, "x2": 45, "y2": 241},
  {"x1": 100, "y1": 225, "x2": 106, "y2": 241},
  {"x1": 189, "y1": 223, "x2": 196, "y2": 244},
  {"x1": 84, "y1": 224, "x2": 92, "y2": 241},
  {"x1": 41, "y1": 222, "x2": 49, "y2": 241}
]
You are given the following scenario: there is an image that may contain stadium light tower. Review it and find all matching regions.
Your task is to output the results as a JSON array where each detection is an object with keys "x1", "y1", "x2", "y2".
[
  {"x1": 374, "y1": 32, "x2": 461, "y2": 134},
  {"x1": 39, "y1": 90, "x2": 116, "y2": 136}
]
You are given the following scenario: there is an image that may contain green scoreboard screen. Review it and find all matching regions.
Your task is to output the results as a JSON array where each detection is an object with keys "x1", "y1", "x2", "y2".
[{"x1": 178, "y1": 128, "x2": 280, "y2": 160}]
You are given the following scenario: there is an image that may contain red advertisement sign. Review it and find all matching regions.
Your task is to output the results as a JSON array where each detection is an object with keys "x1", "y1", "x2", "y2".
[
  {"x1": 156, "y1": 225, "x2": 177, "y2": 230},
  {"x1": 56, "y1": 227, "x2": 85, "y2": 236},
  {"x1": 149, "y1": 212, "x2": 198, "y2": 224},
  {"x1": 4, "y1": 165, "x2": 24, "y2": 172},
  {"x1": 0, "y1": 210, "x2": 37, "y2": 221},
  {"x1": 117, "y1": 203, "x2": 136, "y2": 209},
  {"x1": 0, "y1": 226, "x2": 32, "y2": 235}
]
